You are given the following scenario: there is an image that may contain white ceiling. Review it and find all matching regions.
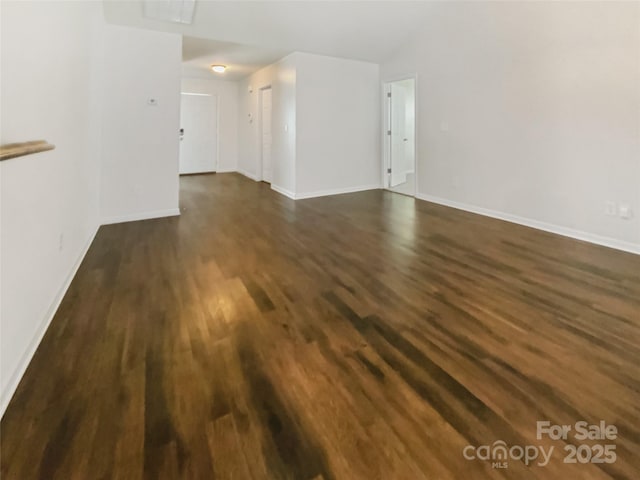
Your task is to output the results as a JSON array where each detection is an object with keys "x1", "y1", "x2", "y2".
[
  {"x1": 182, "y1": 37, "x2": 290, "y2": 81},
  {"x1": 103, "y1": 1, "x2": 434, "y2": 77}
]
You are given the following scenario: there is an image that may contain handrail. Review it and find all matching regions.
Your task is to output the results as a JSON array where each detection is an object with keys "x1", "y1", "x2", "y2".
[{"x1": 0, "y1": 140, "x2": 55, "y2": 161}]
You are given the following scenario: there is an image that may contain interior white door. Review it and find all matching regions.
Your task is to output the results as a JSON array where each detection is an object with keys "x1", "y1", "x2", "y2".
[
  {"x1": 388, "y1": 78, "x2": 416, "y2": 195},
  {"x1": 261, "y1": 88, "x2": 273, "y2": 183},
  {"x1": 390, "y1": 83, "x2": 408, "y2": 187},
  {"x1": 179, "y1": 93, "x2": 218, "y2": 174}
]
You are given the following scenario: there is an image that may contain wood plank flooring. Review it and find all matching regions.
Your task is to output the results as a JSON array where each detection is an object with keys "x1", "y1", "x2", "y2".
[{"x1": 2, "y1": 173, "x2": 639, "y2": 479}]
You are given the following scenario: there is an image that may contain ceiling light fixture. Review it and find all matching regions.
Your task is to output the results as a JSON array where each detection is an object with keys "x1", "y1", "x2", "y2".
[{"x1": 211, "y1": 65, "x2": 227, "y2": 73}]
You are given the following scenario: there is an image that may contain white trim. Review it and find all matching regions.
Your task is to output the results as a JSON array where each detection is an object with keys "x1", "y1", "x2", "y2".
[
  {"x1": 416, "y1": 193, "x2": 640, "y2": 255},
  {"x1": 216, "y1": 168, "x2": 236, "y2": 173},
  {"x1": 382, "y1": 82, "x2": 391, "y2": 189},
  {"x1": 179, "y1": 169, "x2": 215, "y2": 175},
  {"x1": 214, "y1": 93, "x2": 220, "y2": 173},
  {"x1": 295, "y1": 184, "x2": 381, "y2": 200},
  {"x1": 237, "y1": 168, "x2": 260, "y2": 181},
  {"x1": 270, "y1": 184, "x2": 296, "y2": 199},
  {"x1": 101, "y1": 208, "x2": 180, "y2": 225},
  {"x1": 269, "y1": 184, "x2": 381, "y2": 200},
  {"x1": 0, "y1": 224, "x2": 100, "y2": 417}
]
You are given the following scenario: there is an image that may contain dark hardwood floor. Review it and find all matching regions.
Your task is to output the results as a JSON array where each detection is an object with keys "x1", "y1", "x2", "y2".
[{"x1": 2, "y1": 173, "x2": 639, "y2": 479}]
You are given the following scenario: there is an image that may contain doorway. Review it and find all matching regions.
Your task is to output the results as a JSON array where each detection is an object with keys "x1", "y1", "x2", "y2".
[
  {"x1": 179, "y1": 93, "x2": 218, "y2": 174},
  {"x1": 384, "y1": 78, "x2": 416, "y2": 196},
  {"x1": 260, "y1": 87, "x2": 273, "y2": 183}
]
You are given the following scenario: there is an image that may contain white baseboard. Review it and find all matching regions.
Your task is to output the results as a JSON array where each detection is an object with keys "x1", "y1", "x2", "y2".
[
  {"x1": 271, "y1": 184, "x2": 296, "y2": 199},
  {"x1": 179, "y1": 170, "x2": 215, "y2": 175},
  {"x1": 270, "y1": 184, "x2": 381, "y2": 200},
  {"x1": 101, "y1": 208, "x2": 180, "y2": 226},
  {"x1": 295, "y1": 184, "x2": 381, "y2": 200},
  {"x1": 237, "y1": 169, "x2": 260, "y2": 182},
  {"x1": 416, "y1": 193, "x2": 640, "y2": 255},
  {"x1": 0, "y1": 224, "x2": 100, "y2": 417},
  {"x1": 216, "y1": 168, "x2": 236, "y2": 173}
]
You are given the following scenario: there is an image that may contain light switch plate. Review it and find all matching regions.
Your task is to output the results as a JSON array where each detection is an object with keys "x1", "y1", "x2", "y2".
[{"x1": 618, "y1": 204, "x2": 632, "y2": 219}]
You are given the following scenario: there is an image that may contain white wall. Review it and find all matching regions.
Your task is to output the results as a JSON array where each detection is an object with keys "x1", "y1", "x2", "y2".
[
  {"x1": 238, "y1": 52, "x2": 380, "y2": 199},
  {"x1": 271, "y1": 55, "x2": 297, "y2": 195},
  {"x1": 238, "y1": 63, "x2": 276, "y2": 180},
  {"x1": 295, "y1": 53, "x2": 380, "y2": 197},
  {"x1": 238, "y1": 56, "x2": 297, "y2": 195},
  {"x1": 381, "y1": 1, "x2": 640, "y2": 252},
  {"x1": 100, "y1": 25, "x2": 182, "y2": 224},
  {"x1": 181, "y1": 75, "x2": 239, "y2": 172},
  {"x1": 0, "y1": 0, "x2": 103, "y2": 414}
]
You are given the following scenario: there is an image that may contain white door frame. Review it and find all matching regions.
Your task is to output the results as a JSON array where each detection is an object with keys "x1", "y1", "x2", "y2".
[
  {"x1": 381, "y1": 74, "x2": 418, "y2": 195},
  {"x1": 259, "y1": 85, "x2": 272, "y2": 182}
]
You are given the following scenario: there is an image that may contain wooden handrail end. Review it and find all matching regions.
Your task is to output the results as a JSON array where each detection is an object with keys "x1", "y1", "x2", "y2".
[{"x1": 0, "y1": 140, "x2": 56, "y2": 161}]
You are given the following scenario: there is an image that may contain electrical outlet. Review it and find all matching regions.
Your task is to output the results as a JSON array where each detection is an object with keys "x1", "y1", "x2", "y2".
[
  {"x1": 618, "y1": 204, "x2": 632, "y2": 219},
  {"x1": 604, "y1": 201, "x2": 617, "y2": 216}
]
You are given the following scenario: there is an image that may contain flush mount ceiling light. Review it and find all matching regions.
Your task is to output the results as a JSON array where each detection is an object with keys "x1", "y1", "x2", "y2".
[
  {"x1": 210, "y1": 65, "x2": 227, "y2": 74},
  {"x1": 143, "y1": 0, "x2": 196, "y2": 25}
]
